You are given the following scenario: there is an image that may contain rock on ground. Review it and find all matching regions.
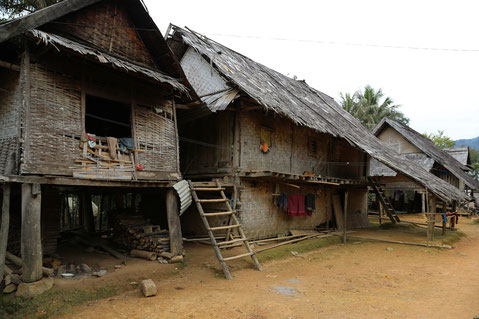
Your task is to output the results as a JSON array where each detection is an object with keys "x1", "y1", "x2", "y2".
[
  {"x1": 140, "y1": 279, "x2": 157, "y2": 297},
  {"x1": 16, "y1": 278, "x2": 54, "y2": 298}
]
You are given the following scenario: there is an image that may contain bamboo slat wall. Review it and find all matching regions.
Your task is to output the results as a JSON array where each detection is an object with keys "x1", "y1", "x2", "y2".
[
  {"x1": 23, "y1": 62, "x2": 83, "y2": 174},
  {"x1": 135, "y1": 103, "x2": 177, "y2": 172},
  {"x1": 0, "y1": 70, "x2": 21, "y2": 175},
  {"x1": 48, "y1": 0, "x2": 156, "y2": 68}
]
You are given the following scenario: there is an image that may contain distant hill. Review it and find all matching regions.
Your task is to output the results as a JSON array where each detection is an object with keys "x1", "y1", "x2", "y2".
[{"x1": 455, "y1": 136, "x2": 479, "y2": 150}]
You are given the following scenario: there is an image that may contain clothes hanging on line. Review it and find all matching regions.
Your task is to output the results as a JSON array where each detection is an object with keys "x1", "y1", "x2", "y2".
[
  {"x1": 305, "y1": 193, "x2": 316, "y2": 216},
  {"x1": 288, "y1": 194, "x2": 305, "y2": 216}
]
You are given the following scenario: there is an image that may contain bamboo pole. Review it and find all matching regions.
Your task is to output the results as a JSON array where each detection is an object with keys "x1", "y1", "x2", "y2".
[
  {"x1": 342, "y1": 235, "x2": 451, "y2": 250},
  {"x1": 255, "y1": 233, "x2": 333, "y2": 253}
]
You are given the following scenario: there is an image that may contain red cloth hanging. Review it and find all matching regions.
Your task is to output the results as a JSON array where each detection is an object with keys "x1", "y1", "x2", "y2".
[{"x1": 287, "y1": 194, "x2": 305, "y2": 216}]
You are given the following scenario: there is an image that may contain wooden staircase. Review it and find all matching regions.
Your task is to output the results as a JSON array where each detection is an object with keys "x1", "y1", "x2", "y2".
[
  {"x1": 188, "y1": 179, "x2": 262, "y2": 280},
  {"x1": 368, "y1": 177, "x2": 400, "y2": 224}
]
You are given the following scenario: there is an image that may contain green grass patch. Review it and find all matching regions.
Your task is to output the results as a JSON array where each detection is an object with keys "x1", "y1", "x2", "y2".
[
  {"x1": 0, "y1": 286, "x2": 121, "y2": 319},
  {"x1": 436, "y1": 229, "x2": 466, "y2": 246},
  {"x1": 256, "y1": 236, "x2": 341, "y2": 263},
  {"x1": 472, "y1": 218, "x2": 479, "y2": 224}
]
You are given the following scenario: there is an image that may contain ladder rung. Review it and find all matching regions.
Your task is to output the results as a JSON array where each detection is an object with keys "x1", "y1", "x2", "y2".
[
  {"x1": 209, "y1": 224, "x2": 241, "y2": 231},
  {"x1": 217, "y1": 238, "x2": 247, "y2": 246},
  {"x1": 222, "y1": 252, "x2": 253, "y2": 261},
  {"x1": 198, "y1": 199, "x2": 228, "y2": 203},
  {"x1": 193, "y1": 187, "x2": 225, "y2": 191},
  {"x1": 203, "y1": 211, "x2": 234, "y2": 217}
]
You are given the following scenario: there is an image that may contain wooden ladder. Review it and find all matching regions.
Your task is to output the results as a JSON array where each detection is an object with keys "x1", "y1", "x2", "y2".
[
  {"x1": 368, "y1": 177, "x2": 400, "y2": 224},
  {"x1": 188, "y1": 179, "x2": 262, "y2": 280}
]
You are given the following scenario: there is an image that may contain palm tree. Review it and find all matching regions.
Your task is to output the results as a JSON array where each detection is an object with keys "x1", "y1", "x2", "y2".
[{"x1": 340, "y1": 85, "x2": 409, "y2": 130}]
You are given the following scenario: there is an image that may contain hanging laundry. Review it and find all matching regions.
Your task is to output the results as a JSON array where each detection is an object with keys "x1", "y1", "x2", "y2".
[
  {"x1": 288, "y1": 194, "x2": 305, "y2": 216},
  {"x1": 305, "y1": 193, "x2": 316, "y2": 216},
  {"x1": 85, "y1": 133, "x2": 97, "y2": 148},
  {"x1": 278, "y1": 193, "x2": 288, "y2": 211},
  {"x1": 107, "y1": 137, "x2": 118, "y2": 160},
  {"x1": 119, "y1": 137, "x2": 135, "y2": 151}
]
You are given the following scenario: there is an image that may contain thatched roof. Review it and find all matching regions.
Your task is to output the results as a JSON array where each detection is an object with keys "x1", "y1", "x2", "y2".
[
  {"x1": 168, "y1": 25, "x2": 468, "y2": 202},
  {"x1": 445, "y1": 147, "x2": 471, "y2": 169},
  {"x1": 373, "y1": 118, "x2": 479, "y2": 190},
  {"x1": 370, "y1": 154, "x2": 434, "y2": 177},
  {"x1": 28, "y1": 29, "x2": 187, "y2": 92},
  {"x1": 0, "y1": 0, "x2": 193, "y2": 94}
]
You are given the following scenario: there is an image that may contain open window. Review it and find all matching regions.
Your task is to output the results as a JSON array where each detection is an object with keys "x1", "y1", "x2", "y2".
[
  {"x1": 308, "y1": 136, "x2": 318, "y2": 157},
  {"x1": 85, "y1": 95, "x2": 132, "y2": 138}
]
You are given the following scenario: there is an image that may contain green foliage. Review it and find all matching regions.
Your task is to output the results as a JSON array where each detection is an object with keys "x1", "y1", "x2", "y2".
[
  {"x1": 340, "y1": 85, "x2": 409, "y2": 130},
  {"x1": 467, "y1": 148, "x2": 479, "y2": 181},
  {"x1": 423, "y1": 130, "x2": 455, "y2": 149},
  {"x1": 0, "y1": 0, "x2": 62, "y2": 18}
]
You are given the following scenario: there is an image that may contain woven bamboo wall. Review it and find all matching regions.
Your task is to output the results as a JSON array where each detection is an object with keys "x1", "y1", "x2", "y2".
[
  {"x1": 134, "y1": 103, "x2": 177, "y2": 172},
  {"x1": 47, "y1": 0, "x2": 156, "y2": 68},
  {"x1": 21, "y1": 52, "x2": 178, "y2": 178},
  {"x1": 0, "y1": 69, "x2": 20, "y2": 175},
  {"x1": 23, "y1": 62, "x2": 83, "y2": 174}
]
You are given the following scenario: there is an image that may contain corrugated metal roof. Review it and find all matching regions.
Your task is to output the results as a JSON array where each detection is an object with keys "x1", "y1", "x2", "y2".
[{"x1": 173, "y1": 180, "x2": 192, "y2": 215}]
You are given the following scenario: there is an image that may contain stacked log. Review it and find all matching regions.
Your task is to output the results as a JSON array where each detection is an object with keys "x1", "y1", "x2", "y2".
[{"x1": 112, "y1": 216, "x2": 170, "y2": 254}]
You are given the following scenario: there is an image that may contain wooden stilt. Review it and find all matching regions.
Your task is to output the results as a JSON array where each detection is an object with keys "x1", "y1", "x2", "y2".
[
  {"x1": 21, "y1": 183, "x2": 43, "y2": 283},
  {"x1": 427, "y1": 194, "x2": 436, "y2": 242},
  {"x1": 166, "y1": 188, "x2": 183, "y2": 256},
  {"x1": 82, "y1": 192, "x2": 95, "y2": 233},
  {"x1": 442, "y1": 200, "x2": 447, "y2": 236},
  {"x1": 343, "y1": 191, "x2": 349, "y2": 244},
  {"x1": 0, "y1": 184, "x2": 11, "y2": 280}
]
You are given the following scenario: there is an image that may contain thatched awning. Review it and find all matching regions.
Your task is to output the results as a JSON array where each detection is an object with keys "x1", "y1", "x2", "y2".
[{"x1": 29, "y1": 29, "x2": 188, "y2": 93}]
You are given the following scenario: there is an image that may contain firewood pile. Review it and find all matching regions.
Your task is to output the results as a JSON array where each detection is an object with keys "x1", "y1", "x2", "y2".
[{"x1": 112, "y1": 215, "x2": 170, "y2": 254}]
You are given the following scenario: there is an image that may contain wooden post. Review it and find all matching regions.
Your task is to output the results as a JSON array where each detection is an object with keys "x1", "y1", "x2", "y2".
[
  {"x1": 0, "y1": 184, "x2": 11, "y2": 280},
  {"x1": 421, "y1": 191, "x2": 426, "y2": 214},
  {"x1": 166, "y1": 188, "x2": 183, "y2": 256},
  {"x1": 427, "y1": 194, "x2": 436, "y2": 242},
  {"x1": 81, "y1": 192, "x2": 95, "y2": 233},
  {"x1": 442, "y1": 200, "x2": 447, "y2": 236},
  {"x1": 378, "y1": 201, "x2": 383, "y2": 225},
  {"x1": 450, "y1": 201, "x2": 457, "y2": 230},
  {"x1": 343, "y1": 191, "x2": 349, "y2": 244},
  {"x1": 21, "y1": 183, "x2": 43, "y2": 283}
]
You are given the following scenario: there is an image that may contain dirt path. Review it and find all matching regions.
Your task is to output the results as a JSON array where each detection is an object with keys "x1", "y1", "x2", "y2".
[{"x1": 68, "y1": 220, "x2": 479, "y2": 319}]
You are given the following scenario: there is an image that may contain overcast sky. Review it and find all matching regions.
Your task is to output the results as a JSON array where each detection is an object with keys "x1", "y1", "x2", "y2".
[{"x1": 145, "y1": 0, "x2": 478, "y2": 140}]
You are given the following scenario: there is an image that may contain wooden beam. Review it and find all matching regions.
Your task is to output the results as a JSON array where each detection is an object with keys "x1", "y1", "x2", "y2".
[
  {"x1": 0, "y1": 184, "x2": 11, "y2": 280},
  {"x1": 21, "y1": 183, "x2": 43, "y2": 283},
  {"x1": 0, "y1": 60, "x2": 20, "y2": 72},
  {"x1": 343, "y1": 191, "x2": 349, "y2": 244},
  {"x1": 0, "y1": 0, "x2": 101, "y2": 43},
  {"x1": 166, "y1": 188, "x2": 183, "y2": 256}
]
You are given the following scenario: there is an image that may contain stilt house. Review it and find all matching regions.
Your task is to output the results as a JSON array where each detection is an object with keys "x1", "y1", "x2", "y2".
[
  {"x1": 166, "y1": 26, "x2": 468, "y2": 240},
  {"x1": 370, "y1": 118, "x2": 478, "y2": 213},
  {"x1": 0, "y1": 0, "x2": 196, "y2": 283}
]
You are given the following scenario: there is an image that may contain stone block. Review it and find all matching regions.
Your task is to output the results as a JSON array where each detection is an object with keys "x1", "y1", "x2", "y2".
[
  {"x1": 16, "y1": 278, "x2": 54, "y2": 298},
  {"x1": 140, "y1": 279, "x2": 157, "y2": 297}
]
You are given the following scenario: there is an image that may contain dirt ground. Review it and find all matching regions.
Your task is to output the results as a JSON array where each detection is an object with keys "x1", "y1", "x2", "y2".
[{"x1": 63, "y1": 216, "x2": 479, "y2": 319}]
